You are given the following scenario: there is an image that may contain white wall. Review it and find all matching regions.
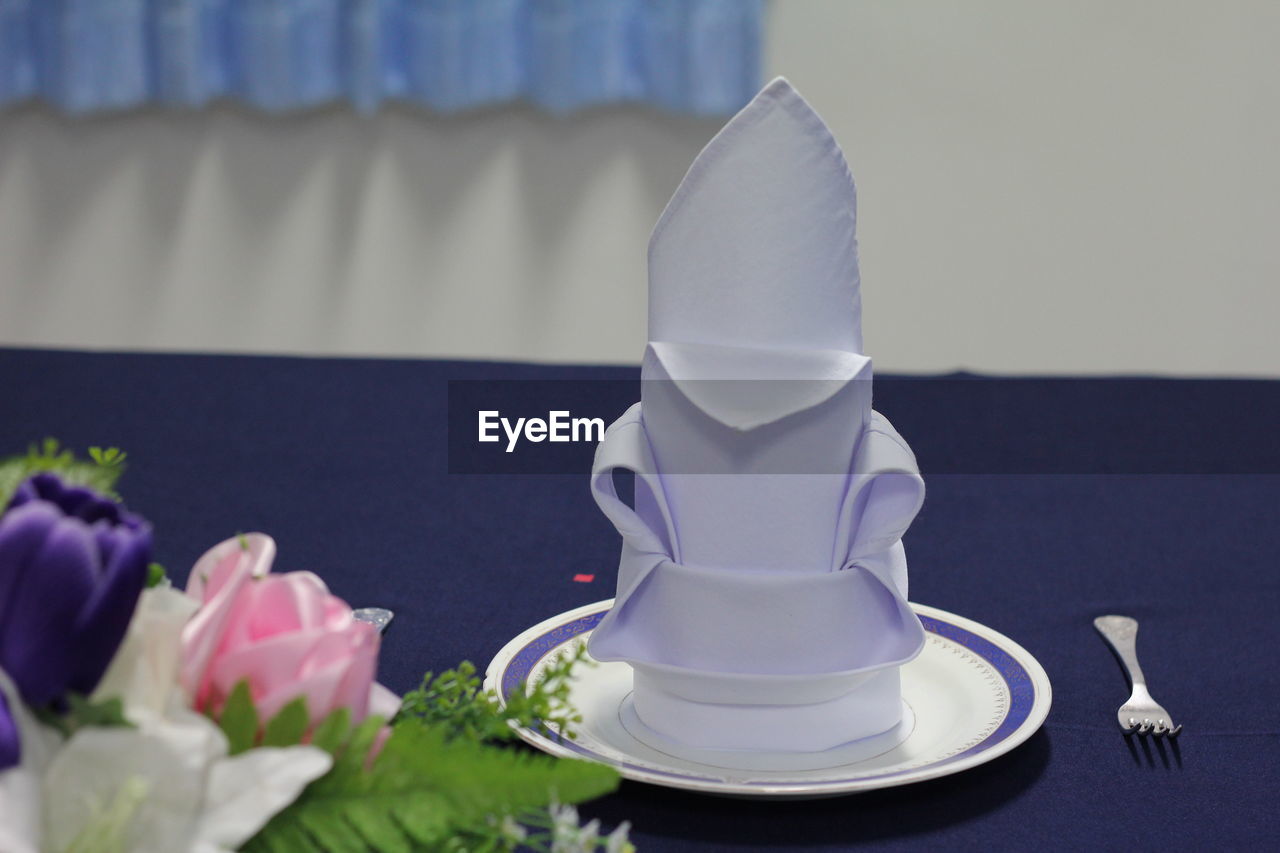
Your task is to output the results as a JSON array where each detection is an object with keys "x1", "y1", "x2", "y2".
[{"x1": 1, "y1": 1, "x2": 1278, "y2": 374}]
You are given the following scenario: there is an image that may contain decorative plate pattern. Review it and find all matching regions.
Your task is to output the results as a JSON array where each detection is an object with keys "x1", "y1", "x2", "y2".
[{"x1": 484, "y1": 600, "x2": 1051, "y2": 797}]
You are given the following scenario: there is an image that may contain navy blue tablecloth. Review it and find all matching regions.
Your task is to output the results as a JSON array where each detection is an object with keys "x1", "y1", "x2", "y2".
[{"x1": 3, "y1": 347, "x2": 1277, "y2": 850}]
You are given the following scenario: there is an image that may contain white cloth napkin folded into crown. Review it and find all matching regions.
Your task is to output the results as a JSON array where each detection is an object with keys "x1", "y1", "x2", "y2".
[{"x1": 588, "y1": 79, "x2": 927, "y2": 754}]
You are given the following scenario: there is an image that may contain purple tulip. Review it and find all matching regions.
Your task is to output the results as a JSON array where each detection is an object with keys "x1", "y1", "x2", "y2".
[
  {"x1": 0, "y1": 690, "x2": 17, "y2": 768},
  {"x1": 0, "y1": 473, "x2": 152, "y2": 768}
]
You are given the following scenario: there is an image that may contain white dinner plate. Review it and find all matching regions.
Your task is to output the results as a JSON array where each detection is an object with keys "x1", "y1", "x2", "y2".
[{"x1": 484, "y1": 599, "x2": 1051, "y2": 798}]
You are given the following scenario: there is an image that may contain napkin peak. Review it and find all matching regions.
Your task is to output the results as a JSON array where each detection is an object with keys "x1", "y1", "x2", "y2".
[{"x1": 647, "y1": 77, "x2": 863, "y2": 355}]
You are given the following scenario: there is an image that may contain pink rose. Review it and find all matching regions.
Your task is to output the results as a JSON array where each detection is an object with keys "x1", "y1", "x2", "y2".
[{"x1": 180, "y1": 534, "x2": 386, "y2": 726}]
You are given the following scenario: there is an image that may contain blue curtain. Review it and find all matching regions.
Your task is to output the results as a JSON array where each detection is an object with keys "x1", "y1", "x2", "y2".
[{"x1": 0, "y1": 0, "x2": 763, "y2": 116}]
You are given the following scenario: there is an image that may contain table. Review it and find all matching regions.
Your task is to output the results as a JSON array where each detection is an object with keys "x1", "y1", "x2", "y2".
[{"x1": 3, "y1": 346, "x2": 1277, "y2": 850}]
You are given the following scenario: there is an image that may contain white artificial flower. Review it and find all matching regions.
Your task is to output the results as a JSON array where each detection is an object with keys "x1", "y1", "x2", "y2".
[
  {"x1": 604, "y1": 821, "x2": 633, "y2": 853},
  {"x1": 548, "y1": 800, "x2": 631, "y2": 853},
  {"x1": 91, "y1": 586, "x2": 198, "y2": 719},
  {"x1": 39, "y1": 586, "x2": 333, "y2": 852},
  {"x1": 0, "y1": 669, "x2": 61, "y2": 853},
  {"x1": 196, "y1": 745, "x2": 334, "y2": 851},
  {"x1": 578, "y1": 819, "x2": 602, "y2": 850},
  {"x1": 42, "y1": 713, "x2": 331, "y2": 853},
  {"x1": 496, "y1": 814, "x2": 527, "y2": 845},
  {"x1": 549, "y1": 801, "x2": 582, "y2": 851}
]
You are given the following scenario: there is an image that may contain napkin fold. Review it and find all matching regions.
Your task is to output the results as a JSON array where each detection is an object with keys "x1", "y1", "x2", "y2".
[{"x1": 589, "y1": 78, "x2": 925, "y2": 755}]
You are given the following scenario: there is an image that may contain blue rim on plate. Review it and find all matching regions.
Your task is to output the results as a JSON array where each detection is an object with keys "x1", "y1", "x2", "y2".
[{"x1": 492, "y1": 601, "x2": 1050, "y2": 793}]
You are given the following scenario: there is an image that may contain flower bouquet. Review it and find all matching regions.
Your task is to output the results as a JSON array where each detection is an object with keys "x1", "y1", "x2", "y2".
[{"x1": 0, "y1": 441, "x2": 630, "y2": 853}]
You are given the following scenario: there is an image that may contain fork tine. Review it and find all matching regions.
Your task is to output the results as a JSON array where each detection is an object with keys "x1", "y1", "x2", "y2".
[{"x1": 1167, "y1": 723, "x2": 1183, "y2": 737}]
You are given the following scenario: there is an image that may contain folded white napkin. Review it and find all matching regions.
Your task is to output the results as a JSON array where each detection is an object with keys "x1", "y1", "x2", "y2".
[{"x1": 588, "y1": 79, "x2": 926, "y2": 755}]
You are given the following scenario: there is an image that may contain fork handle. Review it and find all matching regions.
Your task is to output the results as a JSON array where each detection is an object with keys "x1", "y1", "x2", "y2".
[{"x1": 1094, "y1": 615, "x2": 1147, "y2": 688}]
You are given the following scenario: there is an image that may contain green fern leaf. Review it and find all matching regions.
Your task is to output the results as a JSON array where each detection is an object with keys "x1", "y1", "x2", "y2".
[
  {"x1": 287, "y1": 808, "x2": 369, "y2": 852},
  {"x1": 395, "y1": 644, "x2": 592, "y2": 744},
  {"x1": 262, "y1": 697, "x2": 310, "y2": 747},
  {"x1": 244, "y1": 719, "x2": 619, "y2": 853},
  {"x1": 312, "y1": 708, "x2": 353, "y2": 754},
  {"x1": 218, "y1": 681, "x2": 259, "y2": 755},
  {"x1": 320, "y1": 715, "x2": 386, "y2": 782},
  {"x1": 34, "y1": 693, "x2": 133, "y2": 738},
  {"x1": 253, "y1": 820, "x2": 316, "y2": 853},
  {"x1": 0, "y1": 438, "x2": 129, "y2": 507}
]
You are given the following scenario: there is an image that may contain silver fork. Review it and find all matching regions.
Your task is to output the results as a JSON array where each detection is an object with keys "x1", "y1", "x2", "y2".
[{"x1": 1094, "y1": 615, "x2": 1182, "y2": 736}]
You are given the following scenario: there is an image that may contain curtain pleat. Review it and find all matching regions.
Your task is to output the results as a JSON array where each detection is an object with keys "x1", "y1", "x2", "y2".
[{"x1": 0, "y1": 0, "x2": 762, "y2": 115}]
